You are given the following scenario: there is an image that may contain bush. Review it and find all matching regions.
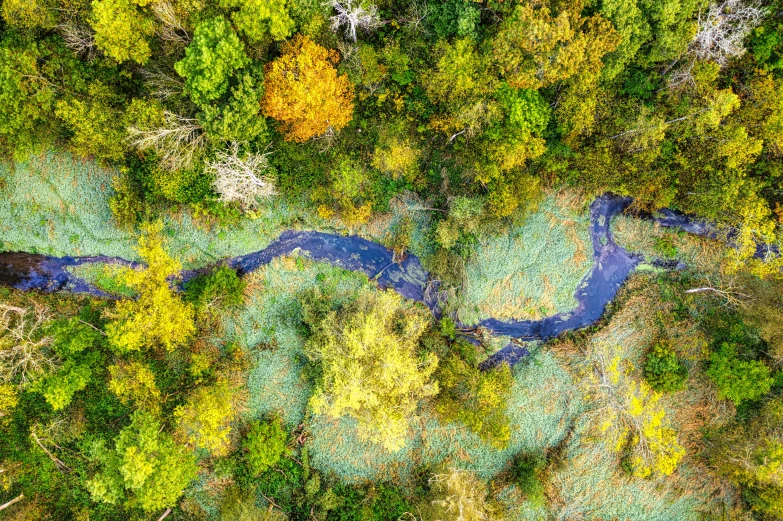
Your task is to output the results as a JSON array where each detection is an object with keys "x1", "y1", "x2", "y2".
[
  {"x1": 706, "y1": 342, "x2": 774, "y2": 405},
  {"x1": 644, "y1": 342, "x2": 688, "y2": 392},
  {"x1": 434, "y1": 352, "x2": 513, "y2": 449},
  {"x1": 512, "y1": 452, "x2": 547, "y2": 506},
  {"x1": 244, "y1": 417, "x2": 289, "y2": 476},
  {"x1": 184, "y1": 265, "x2": 246, "y2": 313}
]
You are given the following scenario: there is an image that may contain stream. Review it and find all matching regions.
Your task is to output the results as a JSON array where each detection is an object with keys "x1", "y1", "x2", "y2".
[{"x1": 0, "y1": 194, "x2": 750, "y2": 367}]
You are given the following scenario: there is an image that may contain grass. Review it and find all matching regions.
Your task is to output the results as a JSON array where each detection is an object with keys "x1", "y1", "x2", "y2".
[
  {"x1": 611, "y1": 215, "x2": 726, "y2": 274},
  {"x1": 66, "y1": 263, "x2": 137, "y2": 297},
  {"x1": 0, "y1": 152, "x2": 435, "y2": 268},
  {"x1": 457, "y1": 193, "x2": 592, "y2": 325}
]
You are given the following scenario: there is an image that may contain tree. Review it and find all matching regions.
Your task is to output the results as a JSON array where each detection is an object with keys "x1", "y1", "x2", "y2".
[
  {"x1": 175, "y1": 380, "x2": 238, "y2": 456},
  {"x1": 90, "y1": 0, "x2": 156, "y2": 64},
  {"x1": 303, "y1": 288, "x2": 438, "y2": 452},
  {"x1": 710, "y1": 396, "x2": 783, "y2": 518},
  {"x1": 644, "y1": 342, "x2": 688, "y2": 392},
  {"x1": 261, "y1": 35, "x2": 354, "y2": 142},
  {"x1": 243, "y1": 417, "x2": 289, "y2": 475},
  {"x1": 491, "y1": 2, "x2": 619, "y2": 90},
  {"x1": 220, "y1": 0, "x2": 294, "y2": 43},
  {"x1": 174, "y1": 16, "x2": 250, "y2": 108},
  {"x1": 706, "y1": 342, "x2": 774, "y2": 405},
  {"x1": 435, "y1": 354, "x2": 513, "y2": 449},
  {"x1": 86, "y1": 410, "x2": 197, "y2": 512},
  {"x1": 55, "y1": 83, "x2": 127, "y2": 163},
  {"x1": 199, "y1": 70, "x2": 268, "y2": 143},
  {"x1": 104, "y1": 223, "x2": 196, "y2": 353},
  {"x1": 327, "y1": 0, "x2": 383, "y2": 42},
  {"x1": 591, "y1": 352, "x2": 685, "y2": 478},
  {"x1": 108, "y1": 361, "x2": 161, "y2": 413},
  {"x1": 0, "y1": 38, "x2": 56, "y2": 159},
  {"x1": 1, "y1": 0, "x2": 56, "y2": 29},
  {"x1": 689, "y1": 0, "x2": 764, "y2": 67}
]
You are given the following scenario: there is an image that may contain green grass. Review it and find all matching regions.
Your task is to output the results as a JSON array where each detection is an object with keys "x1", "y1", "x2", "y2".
[
  {"x1": 457, "y1": 195, "x2": 592, "y2": 324},
  {"x1": 66, "y1": 263, "x2": 137, "y2": 297},
  {"x1": 0, "y1": 152, "x2": 434, "y2": 268}
]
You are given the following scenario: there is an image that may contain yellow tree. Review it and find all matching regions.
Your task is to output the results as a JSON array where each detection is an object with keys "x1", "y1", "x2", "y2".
[
  {"x1": 261, "y1": 35, "x2": 354, "y2": 142},
  {"x1": 304, "y1": 288, "x2": 438, "y2": 452},
  {"x1": 104, "y1": 223, "x2": 195, "y2": 352},
  {"x1": 591, "y1": 351, "x2": 685, "y2": 478},
  {"x1": 175, "y1": 379, "x2": 238, "y2": 456}
]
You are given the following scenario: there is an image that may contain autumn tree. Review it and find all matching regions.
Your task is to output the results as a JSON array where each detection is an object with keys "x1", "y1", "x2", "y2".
[
  {"x1": 175, "y1": 16, "x2": 250, "y2": 108},
  {"x1": 90, "y1": 0, "x2": 156, "y2": 64},
  {"x1": 591, "y1": 350, "x2": 685, "y2": 478},
  {"x1": 261, "y1": 35, "x2": 354, "y2": 142},
  {"x1": 1, "y1": 0, "x2": 55, "y2": 29},
  {"x1": 174, "y1": 379, "x2": 238, "y2": 456},
  {"x1": 86, "y1": 410, "x2": 197, "y2": 512},
  {"x1": 104, "y1": 223, "x2": 196, "y2": 353},
  {"x1": 303, "y1": 287, "x2": 438, "y2": 452},
  {"x1": 108, "y1": 361, "x2": 161, "y2": 413}
]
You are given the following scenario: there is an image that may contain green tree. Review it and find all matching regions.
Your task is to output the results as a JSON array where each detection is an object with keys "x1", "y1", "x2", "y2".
[
  {"x1": 304, "y1": 288, "x2": 438, "y2": 452},
  {"x1": 0, "y1": 38, "x2": 56, "y2": 159},
  {"x1": 90, "y1": 0, "x2": 156, "y2": 64},
  {"x1": 435, "y1": 353, "x2": 513, "y2": 449},
  {"x1": 199, "y1": 70, "x2": 268, "y2": 142},
  {"x1": 86, "y1": 410, "x2": 197, "y2": 512},
  {"x1": 644, "y1": 342, "x2": 688, "y2": 392},
  {"x1": 175, "y1": 16, "x2": 250, "y2": 108},
  {"x1": 243, "y1": 417, "x2": 289, "y2": 475},
  {"x1": 706, "y1": 342, "x2": 774, "y2": 405},
  {"x1": 220, "y1": 0, "x2": 295, "y2": 43},
  {"x1": 54, "y1": 82, "x2": 127, "y2": 162},
  {"x1": 104, "y1": 223, "x2": 196, "y2": 353}
]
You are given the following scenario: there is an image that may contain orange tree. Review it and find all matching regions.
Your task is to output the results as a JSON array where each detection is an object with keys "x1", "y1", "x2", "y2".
[{"x1": 261, "y1": 35, "x2": 354, "y2": 142}]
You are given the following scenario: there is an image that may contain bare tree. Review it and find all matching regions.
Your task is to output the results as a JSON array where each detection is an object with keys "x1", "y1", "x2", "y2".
[
  {"x1": 139, "y1": 67, "x2": 184, "y2": 100},
  {"x1": 400, "y1": 0, "x2": 429, "y2": 35},
  {"x1": 207, "y1": 142, "x2": 276, "y2": 210},
  {"x1": 127, "y1": 111, "x2": 205, "y2": 171},
  {"x1": 691, "y1": 0, "x2": 764, "y2": 66},
  {"x1": 0, "y1": 304, "x2": 56, "y2": 388},
  {"x1": 325, "y1": 0, "x2": 383, "y2": 42},
  {"x1": 57, "y1": 23, "x2": 98, "y2": 59},
  {"x1": 152, "y1": 0, "x2": 190, "y2": 45}
]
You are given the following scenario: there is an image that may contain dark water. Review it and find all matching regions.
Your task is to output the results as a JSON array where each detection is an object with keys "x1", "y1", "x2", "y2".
[{"x1": 0, "y1": 194, "x2": 769, "y2": 367}]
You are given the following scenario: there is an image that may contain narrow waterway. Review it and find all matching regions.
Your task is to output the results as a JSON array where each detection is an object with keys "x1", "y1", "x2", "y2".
[{"x1": 0, "y1": 194, "x2": 759, "y2": 367}]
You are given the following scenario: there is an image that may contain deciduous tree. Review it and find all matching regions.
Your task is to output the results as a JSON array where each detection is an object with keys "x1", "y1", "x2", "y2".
[
  {"x1": 90, "y1": 0, "x2": 156, "y2": 64},
  {"x1": 261, "y1": 35, "x2": 354, "y2": 142},
  {"x1": 303, "y1": 288, "x2": 438, "y2": 452}
]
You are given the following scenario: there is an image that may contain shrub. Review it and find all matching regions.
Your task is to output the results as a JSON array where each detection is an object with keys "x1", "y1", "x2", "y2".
[
  {"x1": 435, "y1": 353, "x2": 513, "y2": 449},
  {"x1": 512, "y1": 452, "x2": 547, "y2": 506},
  {"x1": 706, "y1": 342, "x2": 774, "y2": 405},
  {"x1": 644, "y1": 342, "x2": 688, "y2": 392},
  {"x1": 244, "y1": 417, "x2": 289, "y2": 476},
  {"x1": 184, "y1": 265, "x2": 246, "y2": 313}
]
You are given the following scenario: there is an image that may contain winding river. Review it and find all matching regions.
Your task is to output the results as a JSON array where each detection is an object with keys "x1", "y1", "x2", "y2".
[{"x1": 0, "y1": 194, "x2": 739, "y2": 367}]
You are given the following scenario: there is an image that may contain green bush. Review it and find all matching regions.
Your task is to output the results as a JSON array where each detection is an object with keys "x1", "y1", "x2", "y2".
[
  {"x1": 644, "y1": 342, "x2": 688, "y2": 392},
  {"x1": 706, "y1": 343, "x2": 774, "y2": 405},
  {"x1": 184, "y1": 264, "x2": 246, "y2": 312},
  {"x1": 512, "y1": 452, "x2": 547, "y2": 506},
  {"x1": 244, "y1": 417, "x2": 290, "y2": 476},
  {"x1": 109, "y1": 172, "x2": 144, "y2": 230}
]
